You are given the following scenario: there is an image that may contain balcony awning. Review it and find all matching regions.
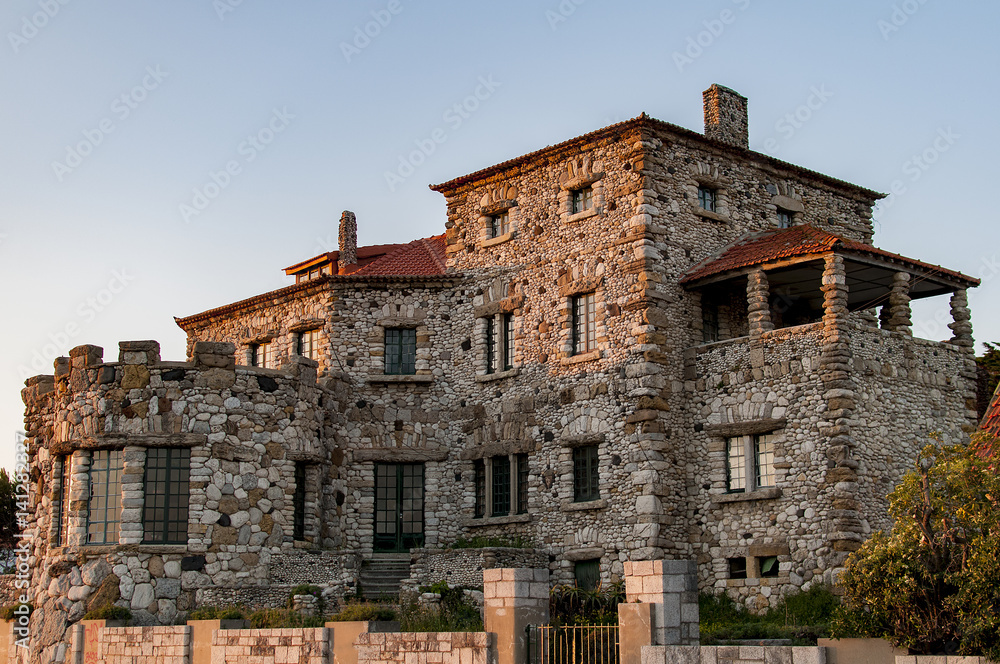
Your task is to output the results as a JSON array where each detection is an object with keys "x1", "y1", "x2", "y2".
[{"x1": 679, "y1": 225, "x2": 979, "y2": 311}]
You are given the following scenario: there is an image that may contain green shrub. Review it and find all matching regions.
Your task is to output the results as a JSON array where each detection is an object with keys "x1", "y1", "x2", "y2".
[
  {"x1": 287, "y1": 584, "x2": 325, "y2": 614},
  {"x1": 549, "y1": 581, "x2": 624, "y2": 626},
  {"x1": 247, "y1": 608, "x2": 326, "y2": 629},
  {"x1": 329, "y1": 603, "x2": 398, "y2": 622},
  {"x1": 187, "y1": 606, "x2": 247, "y2": 621},
  {"x1": 398, "y1": 586, "x2": 483, "y2": 632},
  {"x1": 0, "y1": 604, "x2": 30, "y2": 621},
  {"x1": 699, "y1": 585, "x2": 839, "y2": 646},
  {"x1": 82, "y1": 605, "x2": 132, "y2": 622}
]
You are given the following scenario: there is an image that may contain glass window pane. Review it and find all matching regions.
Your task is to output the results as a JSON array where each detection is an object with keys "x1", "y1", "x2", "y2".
[{"x1": 727, "y1": 437, "x2": 746, "y2": 492}]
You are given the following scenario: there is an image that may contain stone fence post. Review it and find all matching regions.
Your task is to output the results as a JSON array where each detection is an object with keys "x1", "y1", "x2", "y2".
[
  {"x1": 483, "y1": 568, "x2": 549, "y2": 664},
  {"x1": 622, "y1": 560, "x2": 699, "y2": 648}
]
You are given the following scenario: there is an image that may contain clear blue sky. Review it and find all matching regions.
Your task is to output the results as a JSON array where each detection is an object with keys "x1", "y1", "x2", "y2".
[{"x1": 2, "y1": 0, "x2": 998, "y2": 471}]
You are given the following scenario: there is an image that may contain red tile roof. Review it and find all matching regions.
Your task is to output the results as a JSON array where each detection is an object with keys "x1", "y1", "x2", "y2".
[
  {"x1": 980, "y1": 383, "x2": 1000, "y2": 440},
  {"x1": 679, "y1": 225, "x2": 979, "y2": 287},
  {"x1": 351, "y1": 235, "x2": 448, "y2": 276},
  {"x1": 283, "y1": 243, "x2": 408, "y2": 276}
]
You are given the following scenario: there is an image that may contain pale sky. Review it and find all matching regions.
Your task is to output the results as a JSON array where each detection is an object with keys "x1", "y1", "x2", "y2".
[{"x1": 2, "y1": 0, "x2": 998, "y2": 471}]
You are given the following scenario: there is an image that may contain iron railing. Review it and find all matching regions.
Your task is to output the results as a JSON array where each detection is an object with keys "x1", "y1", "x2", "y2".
[{"x1": 526, "y1": 624, "x2": 620, "y2": 664}]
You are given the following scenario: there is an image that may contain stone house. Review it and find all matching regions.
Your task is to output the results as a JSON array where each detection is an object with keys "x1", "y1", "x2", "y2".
[{"x1": 21, "y1": 85, "x2": 980, "y2": 659}]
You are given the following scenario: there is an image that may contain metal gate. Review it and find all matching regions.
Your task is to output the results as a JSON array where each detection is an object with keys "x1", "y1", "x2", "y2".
[{"x1": 526, "y1": 624, "x2": 620, "y2": 664}]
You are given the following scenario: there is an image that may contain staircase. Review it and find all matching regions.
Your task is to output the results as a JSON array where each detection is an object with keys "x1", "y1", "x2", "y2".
[{"x1": 358, "y1": 555, "x2": 411, "y2": 600}]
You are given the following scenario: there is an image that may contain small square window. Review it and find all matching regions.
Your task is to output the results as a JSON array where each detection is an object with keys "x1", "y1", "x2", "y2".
[
  {"x1": 698, "y1": 186, "x2": 717, "y2": 212},
  {"x1": 489, "y1": 212, "x2": 510, "y2": 239},
  {"x1": 384, "y1": 328, "x2": 417, "y2": 375},
  {"x1": 759, "y1": 556, "x2": 779, "y2": 578},
  {"x1": 777, "y1": 210, "x2": 794, "y2": 228},
  {"x1": 571, "y1": 187, "x2": 594, "y2": 214},
  {"x1": 728, "y1": 557, "x2": 747, "y2": 580}
]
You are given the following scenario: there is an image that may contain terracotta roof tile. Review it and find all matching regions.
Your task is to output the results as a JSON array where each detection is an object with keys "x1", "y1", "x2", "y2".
[
  {"x1": 679, "y1": 225, "x2": 978, "y2": 287},
  {"x1": 352, "y1": 235, "x2": 448, "y2": 276},
  {"x1": 980, "y1": 383, "x2": 1000, "y2": 440}
]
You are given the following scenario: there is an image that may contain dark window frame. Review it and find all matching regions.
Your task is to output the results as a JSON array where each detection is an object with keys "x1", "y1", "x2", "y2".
[
  {"x1": 571, "y1": 187, "x2": 594, "y2": 214},
  {"x1": 88, "y1": 450, "x2": 121, "y2": 545},
  {"x1": 491, "y1": 456, "x2": 511, "y2": 517},
  {"x1": 727, "y1": 434, "x2": 775, "y2": 493},
  {"x1": 142, "y1": 448, "x2": 191, "y2": 545},
  {"x1": 250, "y1": 341, "x2": 273, "y2": 369},
  {"x1": 489, "y1": 211, "x2": 510, "y2": 238},
  {"x1": 574, "y1": 559, "x2": 601, "y2": 590},
  {"x1": 502, "y1": 314, "x2": 514, "y2": 371},
  {"x1": 485, "y1": 317, "x2": 497, "y2": 374},
  {"x1": 573, "y1": 445, "x2": 600, "y2": 503},
  {"x1": 296, "y1": 329, "x2": 320, "y2": 360},
  {"x1": 777, "y1": 210, "x2": 794, "y2": 229},
  {"x1": 515, "y1": 453, "x2": 528, "y2": 514},
  {"x1": 571, "y1": 292, "x2": 596, "y2": 356},
  {"x1": 698, "y1": 186, "x2": 717, "y2": 212},
  {"x1": 293, "y1": 461, "x2": 307, "y2": 540},
  {"x1": 728, "y1": 557, "x2": 747, "y2": 579},
  {"x1": 384, "y1": 328, "x2": 417, "y2": 375},
  {"x1": 759, "y1": 555, "x2": 779, "y2": 578}
]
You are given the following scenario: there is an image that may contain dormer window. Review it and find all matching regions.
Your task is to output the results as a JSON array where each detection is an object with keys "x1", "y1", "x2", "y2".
[
  {"x1": 571, "y1": 187, "x2": 594, "y2": 214},
  {"x1": 698, "y1": 186, "x2": 717, "y2": 212},
  {"x1": 295, "y1": 264, "x2": 332, "y2": 283},
  {"x1": 489, "y1": 212, "x2": 510, "y2": 239}
]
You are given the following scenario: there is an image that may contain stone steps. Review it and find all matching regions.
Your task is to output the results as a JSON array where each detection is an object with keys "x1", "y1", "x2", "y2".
[{"x1": 358, "y1": 558, "x2": 411, "y2": 600}]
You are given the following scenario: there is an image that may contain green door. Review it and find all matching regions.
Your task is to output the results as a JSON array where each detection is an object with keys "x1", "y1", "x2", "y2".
[{"x1": 374, "y1": 463, "x2": 424, "y2": 552}]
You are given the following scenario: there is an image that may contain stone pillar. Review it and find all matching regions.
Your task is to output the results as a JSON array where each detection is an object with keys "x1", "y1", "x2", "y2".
[
  {"x1": 746, "y1": 269, "x2": 773, "y2": 337},
  {"x1": 118, "y1": 340, "x2": 160, "y2": 365},
  {"x1": 886, "y1": 272, "x2": 912, "y2": 334},
  {"x1": 948, "y1": 289, "x2": 974, "y2": 348},
  {"x1": 623, "y1": 560, "x2": 699, "y2": 647},
  {"x1": 819, "y1": 254, "x2": 864, "y2": 565},
  {"x1": 192, "y1": 341, "x2": 236, "y2": 389},
  {"x1": 339, "y1": 210, "x2": 358, "y2": 268},
  {"x1": 119, "y1": 447, "x2": 146, "y2": 545},
  {"x1": 68, "y1": 344, "x2": 103, "y2": 393},
  {"x1": 483, "y1": 568, "x2": 549, "y2": 664}
]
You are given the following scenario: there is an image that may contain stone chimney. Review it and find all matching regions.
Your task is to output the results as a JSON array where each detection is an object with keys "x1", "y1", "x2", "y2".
[
  {"x1": 703, "y1": 84, "x2": 749, "y2": 149},
  {"x1": 339, "y1": 210, "x2": 357, "y2": 268}
]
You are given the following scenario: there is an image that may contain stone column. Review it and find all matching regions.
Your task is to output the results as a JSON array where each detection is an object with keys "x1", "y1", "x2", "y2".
[
  {"x1": 746, "y1": 269, "x2": 773, "y2": 337},
  {"x1": 622, "y1": 560, "x2": 699, "y2": 647},
  {"x1": 886, "y1": 272, "x2": 912, "y2": 334},
  {"x1": 948, "y1": 289, "x2": 974, "y2": 348},
  {"x1": 119, "y1": 447, "x2": 146, "y2": 546},
  {"x1": 483, "y1": 568, "x2": 549, "y2": 664},
  {"x1": 819, "y1": 255, "x2": 864, "y2": 564}
]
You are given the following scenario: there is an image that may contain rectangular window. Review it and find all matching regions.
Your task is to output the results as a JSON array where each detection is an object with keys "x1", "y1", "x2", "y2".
[
  {"x1": 703, "y1": 299, "x2": 720, "y2": 344},
  {"x1": 755, "y1": 436, "x2": 775, "y2": 488},
  {"x1": 296, "y1": 330, "x2": 320, "y2": 361},
  {"x1": 473, "y1": 460, "x2": 486, "y2": 519},
  {"x1": 572, "y1": 293, "x2": 596, "y2": 356},
  {"x1": 485, "y1": 317, "x2": 497, "y2": 374},
  {"x1": 698, "y1": 186, "x2": 716, "y2": 212},
  {"x1": 143, "y1": 448, "x2": 190, "y2": 545},
  {"x1": 759, "y1": 556, "x2": 779, "y2": 578},
  {"x1": 502, "y1": 314, "x2": 514, "y2": 371},
  {"x1": 574, "y1": 559, "x2": 600, "y2": 591},
  {"x1": 88, "y1": 450, "x2": 121, "y2": 545},
  {"x1": 384, "y1": 328, "x2": 417, "y2": 375},
  {"x1": 491, "y1": 456, "x2": 511, "y2": 517},
  {"x1": 777, "y1": 210, "x2": 794, "y2": 229},
  {"x1": 728, "y1": 557, "x2": 747, "y2": 580},
  {"x1": 293, "y1": 462, "x2": 307, "y2": 540},
  {"x1": 489, "y1": 211, "x2": 510, "y2": 238},
  {"x1": 573, "y1": 445, "x2": 600, "y2": 503},
  {"x1": 726, "y1": 437, "x2": 747, "y2": 493},
  {"x1": 515, "y1": 453, "x2": 528, "y2": 514},
  {"x1": 251, "y1": 341, "x2": 273, "y2": 369},
  {"x1": 56, "y1": 455, "x2": 71, "y2": 546},
  {"x1": 571, "y1": 187, "x2": 594, "y2": 214}
]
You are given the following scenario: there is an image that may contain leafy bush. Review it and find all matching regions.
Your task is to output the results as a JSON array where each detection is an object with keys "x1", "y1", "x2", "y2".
[
  {"x1": 0, "y1": 603, "x2": 30, "y2": 621},
  {"x1": 549, "y1": 581, "x2": 624, "y2": 626},
  {"x1": 446, "y1": 535, "x2": 532, "y2": 549},
  {"x1": 82, "y1": 605, "x2": 131, "y2": 622},
  {"x1": 328, "y1": 603, "x2": 398, "y2": 622},
  {"x1": 247, "y1": 608, "x2": 326, "y2": 628},
  {"x1": 833, "y1": 439, "x2": 1000, "y2": 659},
  {"x1": 700, "y1": 585, "x2": 839, "y2": 645},
  {"x1": 399, "y1": 585, "x2": 483, "y2": 632},
  {"x1": 287, "y1": 584, "x2": 325, "y2": 614}
]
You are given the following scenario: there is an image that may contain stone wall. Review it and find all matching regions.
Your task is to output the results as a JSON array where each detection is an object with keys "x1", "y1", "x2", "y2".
[
  {"x1": 355, "y1": 632, "x2": 493, "y2": 664},
  {"x1": 211, "y1": 628, "x2": 329, "y2": 664},
  {"x1": 402, "y1": 547, "x2": 547, "y2": 593},
  {"x1": 98, "y1": 626, "x2": 191, "y2": 664},
  {"x1": 20, "y1": 340, "x2": 349, "y2": 663},
  {"x1": 641, "y1": 645, "x2": 826, "y2": 664},
  {"x1": 0, "y1": 577, "x2": 18, "y2": 607}
]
